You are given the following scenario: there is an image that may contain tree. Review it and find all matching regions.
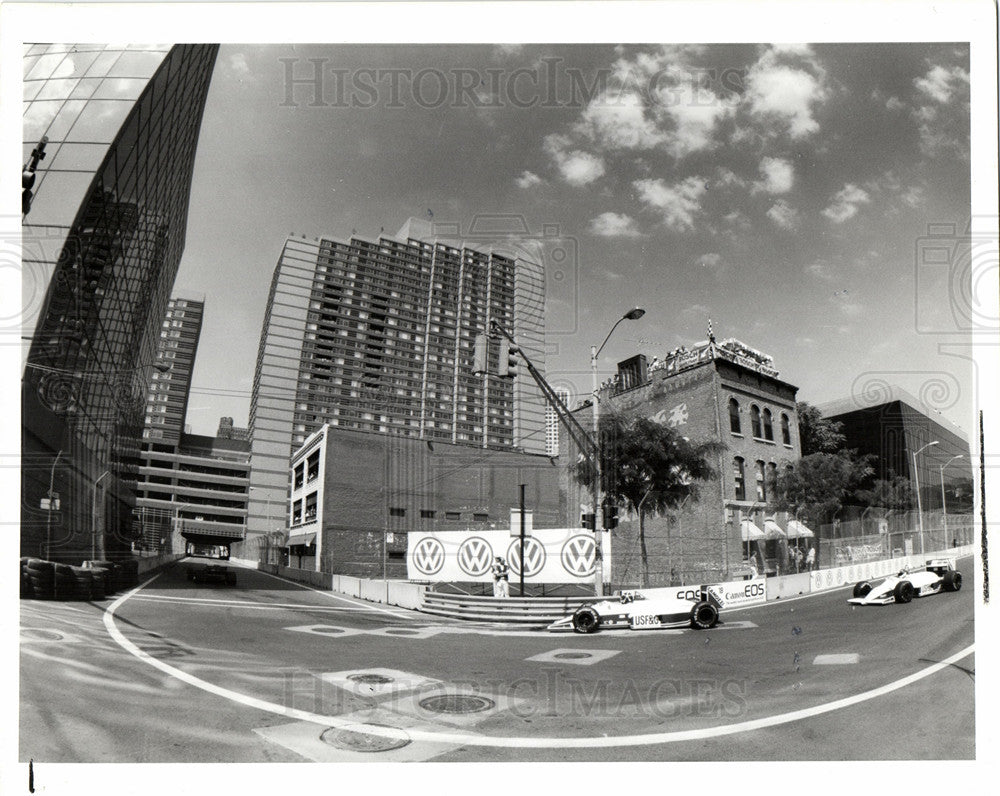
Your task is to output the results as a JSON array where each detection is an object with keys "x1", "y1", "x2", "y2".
[
  {"x1": 854, "y1": 472, "x2": 914, "y2": 511},
  {"x1": 797, "y1": 401, "x2": 846, "y2": 456},
  {"x1": 772, "y1": 452, "x2": 873, "y2": 526},
  {"x1": 573, "y1": 414, "x2": 722, "y2": 586}
]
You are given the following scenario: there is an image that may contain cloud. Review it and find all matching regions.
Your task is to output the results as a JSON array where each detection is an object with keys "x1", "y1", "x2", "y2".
[
  {"x1": 543, "y1": 134, "x2": 606, "y2": 186},
  {"x1": 754, "y1": 156, "x2": 795, "y2": 194},
  {"x1": 767, "y1": 199, "x2": 799, "y2": 230},
  {"x1": 805, "y1": 261, "x2": 836, "y2": 281},
  {"x1": 912, "y1": 61, "x2": 970, "y2": 159},
  {"x1": 822, "y1": 184, "x2": 870, "y2": 223},
  {"x1": 901, "y1": 184, "x2": 926, "y2": 208},
  {"x1": 589, "y1": 212, "x2": 644, "y2": 238},
  {"x1": 743, "y1": 46, "x2": 828, "y2": 139},
  {"x1": 914, "y1": 64, "x2": 969, "y2": 104},
  {"x1": 575, "y1": 91, "x2": 666, "y2": 151},
  {"x1": 696, "y1": 252, "x2": 723, "y2": 269},
  {"x1": 515, "y1": 170, "x2": 544, "y2": 189},
  {"x1": 633, "y1": 176, "x2": 707, "y2": 231},
  {"x1": 229, "y1": 52, "x2": 251, "y2": 76}
]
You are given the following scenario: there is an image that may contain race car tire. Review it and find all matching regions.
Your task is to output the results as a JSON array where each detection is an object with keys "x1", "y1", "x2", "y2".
[
  {"x1": 942, "y1": 571, "x2": 962, "y2": 592},
  {"x1": 853, "y1": 581, "x2": 872, "y2": 598},
  {"x1": 690, "y1": 601, "x2": 719, "y2": 629},
  {"x1": 893, "y1": 580, "x2": 914, "y2": 603},
  {"x1": 572, "y1": 606, "x2": 601, "y2": 634}
]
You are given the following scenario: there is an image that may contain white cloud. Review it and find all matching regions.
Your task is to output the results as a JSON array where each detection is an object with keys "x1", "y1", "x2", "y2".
[
  {"x1": 515, "y1": 171, "x2": 544, "y2": 189},
  {"x1": 915, "y1": 64, "x2": 969, "y2": 104},
  {"x1": 633, "y1": 176, "x2": 707, "y2": 231},
  {"x1": 589, "y1": 212, "x2": 644, "y2": 238},
  {"x1": 767, "y1": 199, "x2": 799, "y2": 230},
  {"x1": 653, "y1": 80, "x2": 735, "y2": 157},
  {"x1": 754, "y1": 156, "x2": 795, "y2": 194},
  {"x1": 743, "y1": 47, "x2": 827, "y2": 139},
  {"x1": 229, "y1": 52, "x2": 250, "y2": 76},
  {"x1": 822, "y1": 184, "x2": 871, "y2": 223},
  {"x1": 805, "y1": 261, "x2": 836, "y2": 281},
  {"x1": 901, "y1": 184, "x2": 926, "y2": 208},
  {"x1": 696, "y1": 252, "x2": 722, "y2": 269},
  {"x1": 543, "y1": 134, "x2": 605, "y2": 186},
  {"x1": 575, "y1": 91, "x2": 666, "y2": 151}
]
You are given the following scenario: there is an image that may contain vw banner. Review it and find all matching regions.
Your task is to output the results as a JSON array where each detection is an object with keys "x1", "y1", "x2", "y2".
[{"x1": 407, "y1": 528, "x2": 611, "y2": 583}]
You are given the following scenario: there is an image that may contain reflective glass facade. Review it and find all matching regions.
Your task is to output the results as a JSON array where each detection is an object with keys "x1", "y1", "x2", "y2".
[{"x1": 21, "y1": 44, "x2": 219, "y2": 563}]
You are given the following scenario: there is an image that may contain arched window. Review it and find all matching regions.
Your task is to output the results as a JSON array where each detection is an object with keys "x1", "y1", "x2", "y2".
[
  {"x1": 733, "y1": 457, "x2": 746, "y2": 501},
  {"x1": 755, "y1": 460, "x2": 766, "y2": 501},
  {"x1": 763, "y1": 409, "x2": 774, "y2": 441},
  {"x1": 781, "y1": 413, "x2": 791, "y2": 445},
  {"x1": 750, "y1": 405, "x2": 762, "y2": 438},
  {"x1": 729, "y1": 398, "x2": 741, "y2": 434}
]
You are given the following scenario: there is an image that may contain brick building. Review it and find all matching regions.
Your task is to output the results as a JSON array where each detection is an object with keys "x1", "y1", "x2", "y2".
[
  {"x1": 562, "y1": 336, "x2": 801, "y2": 587},
  {"x1": 283, "y1": 424, "x2": 564, "y2": 577}
]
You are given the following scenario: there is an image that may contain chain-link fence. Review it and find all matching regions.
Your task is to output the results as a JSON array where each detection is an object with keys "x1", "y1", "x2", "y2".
[{"x1": 817, "y1": 509, "x2": 973, "y2": 566}]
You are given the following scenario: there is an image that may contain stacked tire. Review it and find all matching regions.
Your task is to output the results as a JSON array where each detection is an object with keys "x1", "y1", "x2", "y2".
[
  {"x1": 70, "y1": 566, "x2": 94, "y2": 600},
  {"x1": 88, "y1": 560, "x2": 120, "y2": 594},
  {"x1": 20, "y1": 558, "x2": 33, "y2": 599},
  {"x1": 53, "y1": 563, "x2": 77, "y2": 600},
  {"x1": 118, "y1": 558, "x2": 139, "y2": 589},
  {"x1": 25, "y1": 559, "x2": 55, "y2": 599},
  {"x1": 88, "y1": 567, "x2": 108, "y2": 601}
]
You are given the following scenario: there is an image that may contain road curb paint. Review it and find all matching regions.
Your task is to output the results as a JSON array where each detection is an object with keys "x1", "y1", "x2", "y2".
[{"x1": 103, "y1": 573, "x2": 975, "y2": 749}]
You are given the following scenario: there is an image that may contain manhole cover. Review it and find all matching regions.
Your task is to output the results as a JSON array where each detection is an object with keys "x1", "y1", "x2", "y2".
[
  {"x1": 418, "y1": 694, "x2": 496, "y2": 714},
  {"x1": 347, "y1": 673, "x2": 394, "y2": 685},
  {"x1": 553, "y1": 652, "x2": 593, "y2": 660},
  {"x1": 320, "y1": 724, "x2": 410, "y2": 752}
]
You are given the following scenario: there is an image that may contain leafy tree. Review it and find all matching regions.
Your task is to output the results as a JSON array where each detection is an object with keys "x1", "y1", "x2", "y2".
[
  {"x1": 772, "y1": 452, "x2": 873, "y2": 526},
  {"x1": 797, "y1": 401, "x2": 846, "y2": 456},
  {"x1": 573, "y1": 414, "x2": 722, "y2": 586},
  {"x1": 853, "y1": 472, "x2": 914, "y2": 511}
]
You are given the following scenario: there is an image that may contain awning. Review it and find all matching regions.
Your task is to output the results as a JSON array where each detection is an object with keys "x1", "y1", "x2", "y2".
[
  {"x1": 740, "y1": 519, "x2": 766, "y2": 541},
  {"x1": 786, "y1": 520, "x2": 815, "y2": 539},
  {"x1": 286, "y1": 532, "x2": 316, "y2": 547},
  {"x1": 763, "y1": 519, "x2": 787, "y2": 539}
]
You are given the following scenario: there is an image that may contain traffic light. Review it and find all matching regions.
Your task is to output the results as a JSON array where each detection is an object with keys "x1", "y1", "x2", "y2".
[
  {"x1": 497, "y1": 338, "x2": 518, "y2": 379},
  {"x1": 473, "y1": 333, "x2": 488, "y2": 374},
  {"x1": 602, "y1": 501, "x2": 619, "y2": 530},
  {"x1": 581, "y1": 512, "x2": 596, "y2": 530},
  {"x1": 22, "y1": 136, "x2": 48, "y2": 217}
]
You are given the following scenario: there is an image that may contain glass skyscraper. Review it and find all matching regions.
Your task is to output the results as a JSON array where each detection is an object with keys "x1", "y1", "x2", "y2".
[{"x1": 20, "y1": 44, "x2": 219, "y2": 562}]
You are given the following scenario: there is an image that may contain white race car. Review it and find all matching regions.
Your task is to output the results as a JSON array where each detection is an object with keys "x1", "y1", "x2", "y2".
[
  {"x1": 548, "y1": 586, "x2": 722, "y2": 633},
  {"x1": 848, "y1": 558, "x2": 962, "y2": 605}
]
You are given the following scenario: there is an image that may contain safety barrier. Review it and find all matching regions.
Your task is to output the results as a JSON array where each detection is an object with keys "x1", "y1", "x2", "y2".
[{"x1": 419, "y1": 591, "x2": 601, "y2": 625}]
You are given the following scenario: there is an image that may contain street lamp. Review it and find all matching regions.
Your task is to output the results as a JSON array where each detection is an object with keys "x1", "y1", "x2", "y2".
[
  {"x1": 939, "y1": 454, "x2": 963, "y2": 543},
  {"x1": 590, "y1": 307, "x2": 645, "y2": 595},
  {"x1": 912, "y1": 440, "x2": 939, "y2": 554},
  {"x1": 44, "y1": 449, "x2": 63, "y2": 559}
]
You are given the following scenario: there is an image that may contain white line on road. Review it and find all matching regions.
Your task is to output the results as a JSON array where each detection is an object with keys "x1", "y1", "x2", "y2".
[
  {"x1": 103, "y1": 573, "x2": 975, "y2": 749},
  {"x1": 130, "y1": 594, "x2": 375, "y2": 611}
]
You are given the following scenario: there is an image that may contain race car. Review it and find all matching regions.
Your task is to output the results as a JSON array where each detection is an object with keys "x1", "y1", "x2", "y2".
[
  {"x1": 186, "y1": 564, "x2": 237, "y2": 586},
  {"x1": 848, "y1": 558, "x2": 962, "y2": 605},
  {"x1": 548, "y1": 586, "x2": 722, "y2": 633}
]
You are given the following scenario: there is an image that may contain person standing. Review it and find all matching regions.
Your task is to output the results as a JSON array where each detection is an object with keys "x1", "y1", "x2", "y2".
[
  {"x1": 492, "y1": 556, "x2": 510, "y2": 598},
  {"x1": 805, "y1": 545, "x2": 816, "y2": 571}
]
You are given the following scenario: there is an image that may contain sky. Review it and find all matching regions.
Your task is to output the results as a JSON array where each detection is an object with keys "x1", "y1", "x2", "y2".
[{"x1": 173, "y1": 39, "x2": 977, "y2": 440}]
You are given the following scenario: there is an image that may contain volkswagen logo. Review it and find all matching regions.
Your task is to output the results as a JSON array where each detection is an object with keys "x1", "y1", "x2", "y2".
[
  {"x1": 457, "y1": 536, "x2": 493, "y2": 577},
  {"x1": 507, "y1": 537, "x2": 546, "y2": 578},
  {"x1": 560, "y1": 534, "x2": 596, "y2": 577},
  {"x1": 411, "y1": 537, "x2": 446, "y2": 576}
]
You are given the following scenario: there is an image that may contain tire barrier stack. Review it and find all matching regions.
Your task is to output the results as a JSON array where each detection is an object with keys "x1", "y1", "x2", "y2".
[{"x1": 19, "y1": 556, "x2": 141, "y2": 602}]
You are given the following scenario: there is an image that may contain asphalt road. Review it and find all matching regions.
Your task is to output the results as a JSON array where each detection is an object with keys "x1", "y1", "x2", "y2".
[{"x1": 19, "y1": 555, "x2": 976, "y2": 764}]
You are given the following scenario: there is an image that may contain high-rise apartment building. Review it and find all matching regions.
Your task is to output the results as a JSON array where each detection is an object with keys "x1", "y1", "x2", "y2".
[
  {"x1": 545, "y1": 387, "x2": 572, "y2": 456},
  {"x1": 243, "y1": 220, "x2": 546, "y2": 547},
  {"x1": 144, "y1": 297, "x2": 204, "y2": 444},
  {"x1": 20, "y1": 44, "x2": 219, "y2": 562}
]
